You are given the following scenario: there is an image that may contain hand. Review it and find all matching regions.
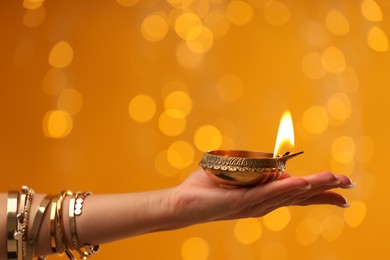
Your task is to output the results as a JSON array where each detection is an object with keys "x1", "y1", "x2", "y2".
[{"x1": 170, "y1": 169, "x2": 354, "y2": 227}]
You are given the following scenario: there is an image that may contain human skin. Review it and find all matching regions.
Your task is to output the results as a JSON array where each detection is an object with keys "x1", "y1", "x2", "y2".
[{"x1": 0, "y1": 169, "x2": 354, "y2": 259}]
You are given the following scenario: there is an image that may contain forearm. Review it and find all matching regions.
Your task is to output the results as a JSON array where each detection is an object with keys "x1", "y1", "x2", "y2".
[{"x1": 1, "y1": 188, "x2": 177, "y2": 259}]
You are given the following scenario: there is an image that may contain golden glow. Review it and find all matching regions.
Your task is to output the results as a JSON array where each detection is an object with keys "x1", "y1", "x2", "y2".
[
  {"x1": 181, "y1": 237, "x2": 209, "y2": 260},
  {"x1": 332, "y1": 136, "x2": 355, "y2": 164},
  {"x1": 154, "y1": 150, "x2": 180, "y2": 177},
  {"x1": 361, "y1": 0, "x2": 383, "y2": 22},
  {"x1": 295, "y1": 218, "x2": 321, "y2": 246},
  {"x1": 321, "y1": 215, "x2": 345, "y2": 242},
  {"x1": 261, "y1": 243, "x2": 289, "y2": 260},
  {"x1": 23, "y1": 6, "x2": 46, "y2": 27},
  {"x1": 141, "y1": 13, "x2": 169, "y2": 42},
  {"x1": 302, "y1": 106, "x2": 329, "y2": 135},
  {"x1": 42, "y1": 110, "x2": 73, "y2": 139},
  {"x1": 322, "y1": 46, "x2": 346, "y2": 73},
  {"x1": 263, "y1": 1, "x2": 291, "y2": 26},
  {"x1": 116, "y1": 0, "x2": 140, "y2": 7},
  {"x1": 203, "y1": 11, "x2": 230, "y2": 39},
  {"x1": 335, "y1": 66, "x2": 360, "y2": 93},
  {"x1": 167, "y1": 141, "x2": 194, "y2": 169},
  {"x1": 174, "y1": 12, "x2": 203, "y2": 41},
  {"x1": 158, "y1": 111, "x2": 186, "y2": 136},
  {"x1": 164, "y1": 91, "x2": 192, "y2": 118},
  {"x1": 325, "y1": 9, "x2": 350, "y2": 36},
  {"x1": 57, "y1": 88, "x2": 83, "y2": 115},
  {"x1": 42, "y1": 68, "x2": 67, "y2": 95},
  {"x1": 344, "y1": 201, "x2": 367, "y2": 228},
  {"x1": 273, "y1": 111, "x2": 294, "y2": 157},
  {"x1": 226, "y1": 0, "x2": 254, "y2": 25},
  {"x1": 48, "y1": 41, "x2": 74, "y2": 68},
  {"x1": 262, "y1": 207, "x2": 291, "y2": 232},
  {"x1": 194, "y1": 125, "x2": 222, "y2": 152},
  {"x1": 176, "y1": 42, "x2": 204, "y2": 69},
  {"x1": 23, "y1": 0, "x2": 44, "y2": 10},
  {"x1": 128, "y1": 95, "x2": 156, "y2": 123},
  {"x1": 355, "y1": 136, "x2": 375, "y2": 163},
  {"x1": 367, "y1": 26, "x2": 389, "y2": 52},
  {"x1": 234, "y1": 218, "x2": 262, "y2": 244},
  {"x1": 326, "y1": 92, "x2": 352, "y2": 123},
  {"x1": 186, "y1": 26, "x2": 214, "y2": 54}
]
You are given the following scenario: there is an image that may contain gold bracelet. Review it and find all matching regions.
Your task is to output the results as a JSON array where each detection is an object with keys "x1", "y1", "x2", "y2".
[
  {"x1": 68, "y1": 192, "x2": 99, "y2": 259},
  {"x1": 56, "y1": 190, "x2": 73, "y2": 257},
  {"x1": 7, "y1": 191, "x2": 19, "y2": 260},
  {"x1": 26, "y1": 194, "x2": 53, "y2": 260},
  {"x1": 49, "y1": 195, "x2": 62, "y2": 255}
]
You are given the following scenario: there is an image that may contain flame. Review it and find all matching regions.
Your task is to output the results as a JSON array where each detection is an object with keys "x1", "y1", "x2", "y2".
[{"x1": 273, "y1": 110, "x2": 295, "y2": 157}]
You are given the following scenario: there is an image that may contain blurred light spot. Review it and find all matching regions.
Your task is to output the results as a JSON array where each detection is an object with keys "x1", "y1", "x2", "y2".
[
  {"x1": 234, "y1": 218, "x2": 262, "y2": 244},
  {"x1": 203, "y1": 11, "x2": 230, "y2": 39},
  {"x1": 367, "y1": 26, "x2": 389, "y2": 52},
  {"x1": 167, "y1": 141, "x2": 194, "y2": 169},
  {"x1": 57, "y1": 88, "x2": 83, "y2": 115},
  {"x1": 261, "y1": 242, "x2": 289, "y2": 260},
  {"x1": 23, "y1": 5, "x2": 45, "y2": 27},
  {"x1": 13, "y1": 42, "x2": 35, "y2": 68},
  {"x1": 264, "y1": 1, "x2": 291, "y2": 26},
  {"x1": 155, "y1": 150, "x2": 180, "y2": 177},
  {"x1": 116, "y1": 0, "x2": 140, "y2": 7},
  {"x1": 174, "y1": 12, "x2": 203, "y2": 41},
  {"x1": 361, "y1": 0, "x2": 383, "y2": 22},
  {"x1": 42, "y1": 68, "x2": 67, "y2": 95},
  {"x1": 326, "y1": 92, "x2": 352, "y2": 122},
  {"x1": 322, "y1": 46, "x2": 346, "y2": 73},
  {"x1": 141, "y1": 13, "x2": 169, "y2": 42},
  {"x1": 48, "y1": 41, "x2": 74, "y2": 68},
  {"x1": 332, "y1": 136, "x2": 355, "y2": 164},
  {"x1": 335, "y1": 66, "x2": 359, "y2": 93},
  {"x1": 167, "y1": 0, "x2": 193, "y2": 9},
  {"x1": 217, "y1": 74, "x2": 244, "y2": 102},
  {"x1": 331, "y1": 159, "x2": 355, "y2": 177},
  {"x1": 355, "y1": 136, "x2": 374, "y2": 163},
  {"x1": 43, "y1": 110, "x2": 73, "y2": 139},
  {"x1": 226, "y1": 0, "x2": 254, "y2": 25},
  {"x1": 181, "y1": 237, "x2": 209, "y2": 260},
  {"x1": 263, "y1": 207, "x2": 291, "y2": 232},
  {"x1": 158, "y1": 111, "x2": 186, "y2": 136},
  {"x1": 302, "y1": 106, "x2": 328, "y2": 134},
  {"x1": 194, "y1": 125, "x2": 222, "y2": 151},
  {"x1": 23, "y1": 0, "x2": 44, "y2": 10},
  {"x1": 164, "y1": 91, "x2": 192, "y2": 118},
  {"x1": 301, "y1": 52, "x2": 327, "y2": 79},
  {"x1": 325, "y1": 9, "x2": 349, "y2": 36},
  {"x1": 321, "y1": 215, "x2": 345, "y2": 242},
  {"x1": 176, "y1": 42, "x2": 204, "y2": 69},
  {"x1": 186, "y1": 26, "x2": 214, "y2": 53},
  {"x1": 295, "y1": 218, "x2": 321, "y2": 246},
  {"x1": 344, "y1": 201, "x2": 367, "y2": 228},
  {"x1": 128, "y1": 95, "x2": 156, "y2": 123},
  {"x1": 248, "y1": 0, "x2": 272, "y2": 8}
]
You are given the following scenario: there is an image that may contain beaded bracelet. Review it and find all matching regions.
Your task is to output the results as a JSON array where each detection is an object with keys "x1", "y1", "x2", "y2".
[
  {"x1": 6, "y1": 191, "x2": 19, "y2": 260},
  {"x1": 67, "y1": 192, "x2": 99, "y2": 259}
]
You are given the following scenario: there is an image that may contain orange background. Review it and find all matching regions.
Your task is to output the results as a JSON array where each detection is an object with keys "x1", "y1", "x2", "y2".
[{"x1": 1, "y1": 0, "x2": 389, "y2": 259}]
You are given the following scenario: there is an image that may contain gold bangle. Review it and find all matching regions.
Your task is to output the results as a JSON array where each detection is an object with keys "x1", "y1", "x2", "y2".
[
  {"x1": 49, "y1": 195, "x2": 61, "y2": 255},
  {"x1": 7, "y1": 191, "x2": 19, "y2": 260},
  {"x1": 56, "y1": 190, "x2": 73, "y2": 257},
  {"x1": 26, "y1": 194, "x2": 53, "y2": 260},
  {"x1": 68, "y1": 192, "x2": 99, "y2": 259}
]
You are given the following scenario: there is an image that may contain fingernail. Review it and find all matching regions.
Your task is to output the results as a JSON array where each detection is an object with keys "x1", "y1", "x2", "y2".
[
  {"x1": 298, "y1": 184, "x2": 312, "y2": 190},
  {"x1": 344, "y1": 182, "x2": 357, "y2": 189},
  {"x1": 338, "y1": 203, "x2": 350, "y2": 208},
  {"x1": 326, "y1": 179, "x2": 341, "y2": 186}
]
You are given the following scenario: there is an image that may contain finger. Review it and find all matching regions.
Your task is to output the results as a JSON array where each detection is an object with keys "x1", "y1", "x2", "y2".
[{"x1": 295, "y1": 191, "x2": 349, "y2": 208}]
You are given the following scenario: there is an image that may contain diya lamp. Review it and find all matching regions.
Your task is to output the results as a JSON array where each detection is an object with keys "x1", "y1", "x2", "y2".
[{"x1": 199, "y1": 111, "x2": 303, "y2": 188}]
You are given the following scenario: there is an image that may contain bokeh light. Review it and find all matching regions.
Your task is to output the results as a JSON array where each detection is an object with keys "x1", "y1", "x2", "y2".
[
  {"x1": 344, "y1": 201, "x2": 367, "y2": 228},
  {"x1": 331, "y1": 136, "x2": 355, "y2": 164},
  {"x1": 164, "y1": 90, "x2": 192, "y2": 118},
  {"x1": 42, "y1": 110, "x2": 73, "y2": 139},
  {"x1": 234, "y1": 218, "x2": 262, "y2": 244},
  {"x1": 42, "y1": 68, "x2": 68, "y2": 96},
  {"x1": 23, "y1": 6, "x2": 46, "y2": 27},
  {"x1": 141, "y1": 13, "x2": 169, "y2": 42},
  {"x1": 263, "y1": 1, "x2": 291, "y2": 26},
  {"x1": 295, "y1": 218, "x2": 321, "y2": 246},
  {"x1": 367, "y1": 26, "x2": 389, "y2": 52},
  {"x1": 262, "y1": 207, "x2": 291, "y2": 232},
  {"x1": 322, "y1": 46, "x2": 346, "y2": 73},
  {"x1": 326, "y1": 92, "x2": 352, "y2": 123},
  {"x1": 128, "y1": 95, "x2": 156, "y2": 123},
  {"x1": 158, "y1": 111, "x2": 186, "y2": 136},
  {"x1": 361, "y1": 0, "x2": 383, "y2": 22},
  {"x1": 320, "y1": 215, "x2": 345, "y2": 242},
  {"x1": 181, "y1": 237, "x2": 209, "y2": 260},
  {"x1": 194, "y1": 125, "x2": 222, "y2": 151},
  {"x1": 57, "y1": 88, "x2": 83, "y2": 116},
  {"x1": 48, "y1": 41, "x2": 74, "y2": 68},
  {"x1": 217, "y1": 74, "x2": 244, "y2": 102},
  {"x1": 302, "y1": 106, "x2": 329, "y2": 135},
  {"x1": 167, "y1": 140, "x2": 194, "y2": 169},
  {"x1": 325, "y1": 9, "x2": 350, "y2": 36},
  {"x1": 301, "y1": 52, "x2": 327, "y2": 79},
  {"x1": 226, "y1": 0, "x2": 254, "y2": 26}
]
